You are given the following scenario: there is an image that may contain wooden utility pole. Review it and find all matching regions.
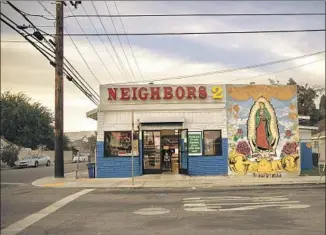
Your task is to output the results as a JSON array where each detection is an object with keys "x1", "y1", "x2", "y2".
[{"x1": 55, "y1": 0, "x2": 64, "y2": 178}]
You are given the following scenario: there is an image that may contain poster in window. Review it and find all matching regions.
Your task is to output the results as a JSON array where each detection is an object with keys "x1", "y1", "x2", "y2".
[{"x1": 188, "y1": 132, "x2": 202, "y2": 156}]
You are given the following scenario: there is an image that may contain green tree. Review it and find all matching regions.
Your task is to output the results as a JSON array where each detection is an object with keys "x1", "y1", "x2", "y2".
[
  {"x1": 269, "y1": 78, "x2": 325, "y2": 125},
  {"x1": 0, "y1": 143, "x2": 20, "y2": 167},
  {"x1": 268, "y1": 78, "x2": 280, "y2": 85},
  {"x1": 287, "y1": 78, "x2": 324, "y2": 125},
  {"x1": 1, "y1": 91, "x2": 70, "y2": 150}
]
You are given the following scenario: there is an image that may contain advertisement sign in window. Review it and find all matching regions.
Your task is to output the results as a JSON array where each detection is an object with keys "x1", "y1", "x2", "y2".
[{"x1": 188, "y1": 132, "x2": 202, "y2": 156}]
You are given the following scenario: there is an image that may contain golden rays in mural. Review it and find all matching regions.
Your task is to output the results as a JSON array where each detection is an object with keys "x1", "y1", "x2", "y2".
[
  {"x1": 226, "y1": 85, "x2": 297, "y2": 101},
  {"x1": 228, "y1": 150, "x2": 299, "y2": 175}
]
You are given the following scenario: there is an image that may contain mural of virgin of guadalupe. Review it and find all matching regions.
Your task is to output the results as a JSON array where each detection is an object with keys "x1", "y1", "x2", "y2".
[
  {"x1": 247, "y1": 97, "x2": 279, "y2": 154},
  {"x1": 255, "y1": 102, "x2": 273, "y2": 150}
]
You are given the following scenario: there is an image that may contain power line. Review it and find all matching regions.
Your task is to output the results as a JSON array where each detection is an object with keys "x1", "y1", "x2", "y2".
[
  {"x1": 6, "y1": 1, "x2": 100, "y2": 98},
  {"x1": 102, "y1": 1, "x2": 136, "y2": 81},
  {"x1": 84, "y1": 1, "x2": 132, "y2": 81},
  {"x1": 1, "y1": 14, "x2": 54, "y2": 64},
  {"x1": 14, "y1": 6, "x2": 54, "y2": 20},
  {"x1": 0, "y1": 12, "x2": 99, "y2": 105},
  {"x1": 5, "y1": 2, "x2": 53, "y2": 38},
  {"x1": 1, "y1": 5, "x2": 100, "y2": 104},
  {"x1": 37, "y1": 1, "x2": 102, "y2": 85},
  {"x1": 79, "y1": 3, "x2": 126, "y2": 81},
  {"x1": 63, "y1": 12, "x2": 326, "y2": 18},
  {"x1": 79, "y1": 2, "x2": 129, "y2": 80},
  {"x1": 8, "y1": 5, "x2": 326, "y2": 21},
  {"x1": 113, "y1": 1, "x2": 144, "y2": 81},
  {"x1": 4, "y1": 1, "x2": 99, "y2": 102},
  {"x1": 51, "y1": 29, "x2": 325, "y2": 36},
  {"x1": 216, "y1": 57, "x2": 325, "y2": 84},
  {"x1": 1, "y1": 40, "x2": 41, "y2": 43},
  {"x1": 112, "y1": 50, "x2": 325, "y2": 84},
  {"x1": 16, "y1": 10, "x2": 325, "y2": 21},
  {"x1": 66, "y1": 4, "x2": 115, "y2": 81},
  {"x1": 36, "y1": 1, "x2": 53, "y2": 15}
]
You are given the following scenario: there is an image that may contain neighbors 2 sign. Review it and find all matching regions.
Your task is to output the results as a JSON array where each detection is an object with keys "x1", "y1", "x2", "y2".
[
  {"x1": 105, "y1": 85, "x2": 224, "y2": 102},
  {"x1": 188, "y1": 132, "x2": 202, "y2": 156}
]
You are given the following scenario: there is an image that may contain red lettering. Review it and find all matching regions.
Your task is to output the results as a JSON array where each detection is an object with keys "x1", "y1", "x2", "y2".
[
  {"x1": 108, "y1": 86, "x2": 208, "y2": 102},
  {"x1": 108, "y1": 88, "x2": 117, "y2": 101},
  {"x1": 138, "y1": 87, "x2": 148, "y2": 101},
  {"x1": 198, "y1": 86, "x2": 207, "y2": 99},
  {"x1": 175, "y1": 87, "x2": 185, "y2": 100},
  {"x1": 131, "y1": 87, "x2": 137, "y2": 100},
  {"x1": 150, "y1": 87, "x2": 161, "y2": 100},
  {"x1": 120, "y1": 88, "x2": 130, "y2": 101},
  {"x1": 186, "y1": 86, "x2": 197, "y2": 99},
  {"x1": 163, "y1": 87, "x2": 173, "y2": 100}
]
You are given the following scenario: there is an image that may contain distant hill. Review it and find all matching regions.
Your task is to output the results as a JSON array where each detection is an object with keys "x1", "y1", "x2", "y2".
[{"x1": 64, "y1": 131, "x2": 96, "y2": 142}]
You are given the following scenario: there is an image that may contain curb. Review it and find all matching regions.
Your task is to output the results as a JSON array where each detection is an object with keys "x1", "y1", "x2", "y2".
[
  {"x1": 100, "y1": 183, "x2": 326, "y2": 193},
  {"x1": 32, "y1": 180, "x2": 325, "y2": 189},
  {"x1": 100, "y1": 182, "x2": 326, "y2": 192}
]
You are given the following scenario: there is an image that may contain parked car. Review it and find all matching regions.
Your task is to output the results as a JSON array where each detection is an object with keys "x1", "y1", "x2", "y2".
[
  {"x1": 17, "y1": 155, "x2": 51, "y2": 168},
  {"x1": 72, "y1": 155, "x2": 87, "y2": 163}
]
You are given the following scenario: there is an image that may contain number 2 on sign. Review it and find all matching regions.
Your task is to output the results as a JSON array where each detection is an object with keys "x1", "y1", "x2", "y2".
[{"x1": 212, "y1": 86, "x2": 223, "y2": 99}]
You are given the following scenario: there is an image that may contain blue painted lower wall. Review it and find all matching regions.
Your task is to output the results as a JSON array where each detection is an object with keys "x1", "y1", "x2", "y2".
[
  {"x1": 96, "y1": 141, "x2": 141, "y2": 178},
  {"x1": 188, "y1": 138, "x2": 228, "y2": 176},
  {"x1": 96, "y1": 138, "x2": 229, "y2": 178},
  {"x1": 300, "y1": 142, "x2": 313, "y2": 170}
]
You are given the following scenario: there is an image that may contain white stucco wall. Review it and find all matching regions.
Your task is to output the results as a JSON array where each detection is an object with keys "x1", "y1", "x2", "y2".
[
  {"x1": 97, "y1": 109, "x2": 227, "y2": 142},
  {"x1": 299, "y1": 129, "x2": 312, "y2": 142},
  {"x1": 97, "y1": 84, "x2": 228, "y2": 141}
]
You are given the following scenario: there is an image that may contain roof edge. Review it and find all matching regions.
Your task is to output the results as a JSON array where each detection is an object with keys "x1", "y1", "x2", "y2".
[{"x1": 86, "y1": 108, "x2": 98, "y2": 121}]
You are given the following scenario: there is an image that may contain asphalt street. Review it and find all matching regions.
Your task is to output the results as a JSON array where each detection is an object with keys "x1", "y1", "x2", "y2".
[
  {"x1": 1, "y1": 183, "x2": 325, "y2": 235},
  {"x1": 1, "y1": 162, "x2": 87, "y2": 184},
  {"x1": 1, "y1": 162, "x2": 88, "y2": 231}
]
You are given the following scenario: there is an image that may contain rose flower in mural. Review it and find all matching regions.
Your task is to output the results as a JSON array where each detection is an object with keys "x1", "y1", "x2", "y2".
[
  {"x1": 226, "y1": 85, "x2": 300, "y2": 176},
  {"x1": 282, "y1": 142, "x2": 297, "y2": 156},
  {"x1": 236, "y1": 140, "x2": 251, "y2": 157}
]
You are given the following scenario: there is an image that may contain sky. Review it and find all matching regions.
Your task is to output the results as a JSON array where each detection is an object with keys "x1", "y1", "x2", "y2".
[{"x1": 1, "y1": 1, "x2": 325, "y2": 132}]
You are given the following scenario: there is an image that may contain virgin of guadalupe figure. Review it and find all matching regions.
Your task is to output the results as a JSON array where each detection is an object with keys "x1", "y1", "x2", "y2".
[
  {"x1": 255, "y1": 102, "x2": 273, "y2": 150},
  {"x1": 247, "y1": 97, "x2": 279, "y2": 154}
]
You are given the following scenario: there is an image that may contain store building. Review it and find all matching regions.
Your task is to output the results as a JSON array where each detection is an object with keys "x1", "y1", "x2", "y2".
[{"x1": 87, "y1": 84, "x2": 301, "y2": 178}]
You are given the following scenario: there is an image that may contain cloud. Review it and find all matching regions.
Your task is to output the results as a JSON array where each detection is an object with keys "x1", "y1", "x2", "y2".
[
  {"x1": 1, "y1": 1, "x2": 325, "y2": 131},
  {"x1": 278, "y1": 120, "x2": 294, "y2": 130}
]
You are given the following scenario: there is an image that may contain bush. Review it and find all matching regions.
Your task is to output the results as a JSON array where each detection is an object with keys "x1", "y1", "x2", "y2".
[{"x1": 1, "y1": 144, "x2": 20, "y2": 167}]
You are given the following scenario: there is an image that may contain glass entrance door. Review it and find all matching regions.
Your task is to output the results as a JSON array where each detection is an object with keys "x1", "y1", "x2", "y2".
[
  {"x1": 178, "y1": 129, "x2": 188, "y2": 174},
  {"x1": 143, "y1": 131, "x2": 162, "y2": 174}
]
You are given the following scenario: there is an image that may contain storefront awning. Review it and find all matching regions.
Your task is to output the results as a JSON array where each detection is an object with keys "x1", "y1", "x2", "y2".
[
  {"x1": 86, "y1": 108, "x2": 98, "y2": 120},
  {"x1": 86, "y1": 110, "x2": 185, "y2": 124}
]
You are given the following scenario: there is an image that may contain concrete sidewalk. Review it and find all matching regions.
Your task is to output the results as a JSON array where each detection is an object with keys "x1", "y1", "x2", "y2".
[{"x1": 32, "y1": 170, "x2": 326, "y2": 189}]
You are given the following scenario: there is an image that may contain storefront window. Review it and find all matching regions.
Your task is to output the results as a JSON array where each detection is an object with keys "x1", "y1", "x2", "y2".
[
  {"x1": 104, "y1": 131, "x2": 139, "y2": 157},
  {"x1": 203, "y1": 130, "x2": 222, "y2": 156}
]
